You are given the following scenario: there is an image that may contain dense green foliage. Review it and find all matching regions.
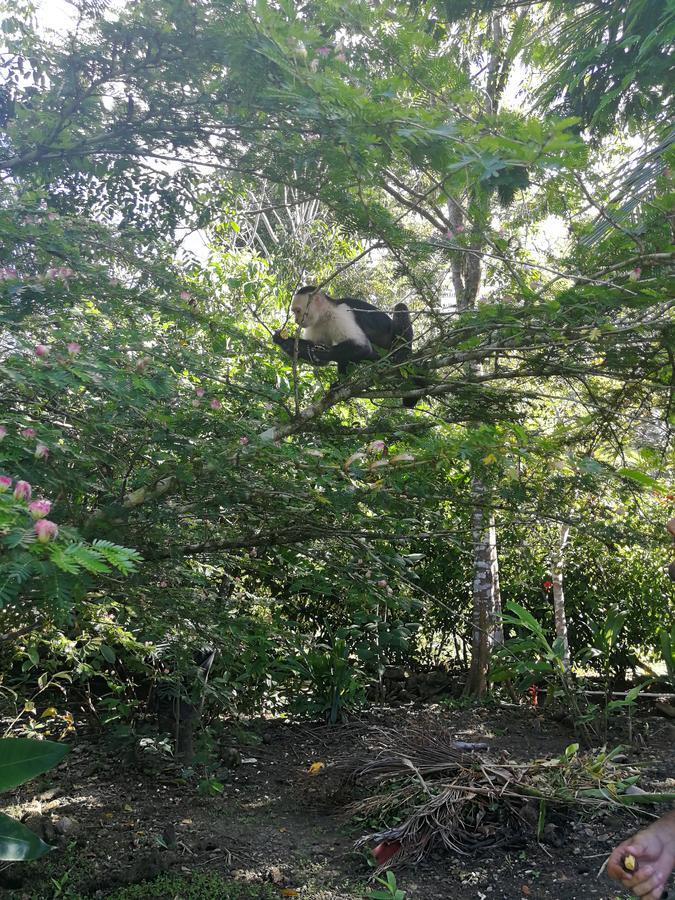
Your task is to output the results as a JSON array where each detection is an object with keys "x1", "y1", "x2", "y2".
[{"x1": 0, "y1": 0, "x2": 672, "y2": 741}]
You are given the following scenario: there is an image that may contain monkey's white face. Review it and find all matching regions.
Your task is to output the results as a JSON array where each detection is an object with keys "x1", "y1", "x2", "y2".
[{"x1": 291, "y1": 292, "x2": 320, "y2": 327}]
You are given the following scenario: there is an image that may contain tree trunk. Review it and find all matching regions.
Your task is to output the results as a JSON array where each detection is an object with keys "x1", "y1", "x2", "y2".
[
  {"x1": 465, "y1": 478, "x2": 502, "y2": 697},
  {"x1": 552, "y1": 523, "x2": 571, "y2": 670},
  {"x1": 452, "y1": 12, "x2": 511, "y2": 698},
  {"x1": 489, "y1": 515, "x2": 504, "y2": 645}
]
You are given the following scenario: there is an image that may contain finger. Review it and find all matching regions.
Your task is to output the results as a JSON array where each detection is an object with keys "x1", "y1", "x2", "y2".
[
  {"x1": 607, "y1": 860, "x2": 626, "y2": 882},
  {"x1": 632, "y1": 871, "x2": 666, "y2": 898},
  {"x1": 608, "y1": 843, "x2": 633, "y2": 870},
  {"x1": 643, "y1": 888, "x2": 666, "y2": 900},
  {"x1": 625, "y1": 840, "x2": 660, "y2": 863}
]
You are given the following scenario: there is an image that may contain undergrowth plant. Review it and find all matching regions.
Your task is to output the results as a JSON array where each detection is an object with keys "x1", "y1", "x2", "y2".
[
  {"x1": 492, "y1": 602, "x2": 641, "y2": 744},
  {"x1": 284, "y1": 634, "x2": 366, "y2": 724},
  {"x1": 659, "y1": 623, "x2": 675, "y2": 691},
  {"x1": 366, "y1": 870, "x2": 406, "y2": 900},
  {"x1": 0, "y1": 737, "x2": 68, "y2": 860}
]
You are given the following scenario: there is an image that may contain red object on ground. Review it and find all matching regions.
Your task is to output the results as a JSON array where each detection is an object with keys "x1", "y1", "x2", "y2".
[
  {"x1": 528, "y1": 684, "x2": 538, "y2": 707},
  {"x1": 372, "y1": 840, "x2": 402, "y2": 866}
]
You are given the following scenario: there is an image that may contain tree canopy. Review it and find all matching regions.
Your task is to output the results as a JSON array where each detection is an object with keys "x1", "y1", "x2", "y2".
[{"x1": 0, "y1": 0, "x2": 673, "y2": 725}]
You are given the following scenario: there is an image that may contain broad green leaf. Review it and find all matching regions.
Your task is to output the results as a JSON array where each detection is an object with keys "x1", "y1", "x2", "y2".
[
  {"x1": 0, "y1": 738, "x2": 69, "y2": 793},
  {"x1": 0, "y1": 812, "x2": 53, "y2": 861}
]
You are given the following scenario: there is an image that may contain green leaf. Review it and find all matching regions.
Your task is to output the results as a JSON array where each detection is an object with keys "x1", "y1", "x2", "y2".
[
  {"x1": 0, "y1": 811, "x2": 53, "y2": 861},
  {"x1": 99, "y1": 644, "x2": 116, "y2": 664},
  {"x1": 504, "y1": 601, "x2": 546, "y2": 636},
  {"x1": 616, "y1": 791, "x2": 675, "y2": 806},
  {"x1": 0, "y1": 738, "x2": 69, "y2": 793},
  {"x1": 617, "y1": 468, "x2": 664, "y2": 491}
]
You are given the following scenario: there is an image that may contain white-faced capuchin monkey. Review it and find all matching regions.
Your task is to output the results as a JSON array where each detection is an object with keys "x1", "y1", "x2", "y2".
[{"x1": 273, "y1": 286, "x2": 419, "y2": 407}]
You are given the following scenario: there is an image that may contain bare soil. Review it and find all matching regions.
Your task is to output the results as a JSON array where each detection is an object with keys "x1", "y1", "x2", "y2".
[{"x1": 1, "y1": 702, "x2": 673, "y2": 900}]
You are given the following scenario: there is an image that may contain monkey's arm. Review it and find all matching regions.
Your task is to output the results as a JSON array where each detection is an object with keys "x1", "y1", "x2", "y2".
[
  {"x1": 273, "y1": 331, "x2": 332, "y2": 366},
  {"x1": 273, "y1": 332, "x2": 378, "y2": 371}
]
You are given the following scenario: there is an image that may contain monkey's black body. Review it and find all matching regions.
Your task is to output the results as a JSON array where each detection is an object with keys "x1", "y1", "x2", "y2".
[
  {"x1": 273, "y1": 292, "x2": 419, "y2": 407},
  {"x1": 274, "y1": 295, "x2": 412, "y2": 369}
]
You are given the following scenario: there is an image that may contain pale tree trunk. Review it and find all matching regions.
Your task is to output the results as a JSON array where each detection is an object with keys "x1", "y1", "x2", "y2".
[
  {"x1": 465, "y1": 479, "x2": 503, "y2": 696},
  {"x1": 451, "y1": 178, "x2": 497, "y2": 698},
  {"x1": 489, "y1": 516, "x2": 504, "y2": 645},
  {"x1": 552, "y1": 523, "x2": 571, "y2": 670},
  {"x1": 451, "y1": 12, "x2": 512, "y2": 697}
]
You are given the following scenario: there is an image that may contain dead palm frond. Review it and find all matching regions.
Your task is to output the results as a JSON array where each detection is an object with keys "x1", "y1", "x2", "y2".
[{"x1": 341, "y1": 726, "x2": 675, "y2": 869}]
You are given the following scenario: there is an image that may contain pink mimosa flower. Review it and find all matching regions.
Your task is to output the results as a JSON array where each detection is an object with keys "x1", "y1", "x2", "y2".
[
  {"x1": 28, "y1": 499, "x2": 51, "y2": 519},
  {"x1": 21, "y1": 428, "x2": 36, "y2": 439},
  {"x1": 34, "y1": 344, "x2": 50, "y2": 358},
  {"x1": 67, "y1": 342, "x2": 81, "y2": 355},
  {"x1": 34, "y1": 519, "x2": 58, "y2": 543},
  {"x1": 0, "y1": 475, "x2": 12, "y2": 492},
  {"x1": 34, "y1": 442, "x2": 49, "y2": 460},
  {"x1": 13, "y1": 480, "x2": 32, "y2": 501}
]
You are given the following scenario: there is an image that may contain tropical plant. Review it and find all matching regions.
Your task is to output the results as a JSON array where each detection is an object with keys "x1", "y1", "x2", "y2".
[
  {"x1": 659, "y1": 624, "x2": 675, "y2": 692},
  {"x1": 0, "y1": 737, "x2": 69, "y2": 860},
  {"x1": 284, "y1": 635, "x2": 366, "y2": 724}
]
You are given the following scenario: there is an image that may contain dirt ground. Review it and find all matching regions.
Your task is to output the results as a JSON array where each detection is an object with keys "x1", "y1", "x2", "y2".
[{"x1": 1, "y1": 702, "x2": 673, "y2": 900}]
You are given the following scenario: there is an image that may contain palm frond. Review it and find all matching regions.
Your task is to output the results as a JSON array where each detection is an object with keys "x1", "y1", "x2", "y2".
[{"x1": 582, "y1": 128, "x2": 674, "y2": 246}]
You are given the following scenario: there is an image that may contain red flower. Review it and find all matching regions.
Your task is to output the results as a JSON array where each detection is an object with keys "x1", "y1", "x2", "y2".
[{"x1": 543, "y1": 580, "x2": 553, "y2": 590}]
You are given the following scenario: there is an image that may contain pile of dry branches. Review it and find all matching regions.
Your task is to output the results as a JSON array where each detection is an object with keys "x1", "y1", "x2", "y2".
[{"x1": 340, "y1": 725, "x2": 674, "y2": 869}]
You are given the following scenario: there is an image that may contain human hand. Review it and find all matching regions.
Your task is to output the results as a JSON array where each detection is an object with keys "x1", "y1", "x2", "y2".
[{"x1": 607, "y1": 813, "x2": 675, "y2": 899}]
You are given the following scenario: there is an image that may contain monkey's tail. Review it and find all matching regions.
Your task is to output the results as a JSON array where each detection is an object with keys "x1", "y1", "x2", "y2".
[{"x1": 391, "y1": 302, "x2": 413, "y2": 364}]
